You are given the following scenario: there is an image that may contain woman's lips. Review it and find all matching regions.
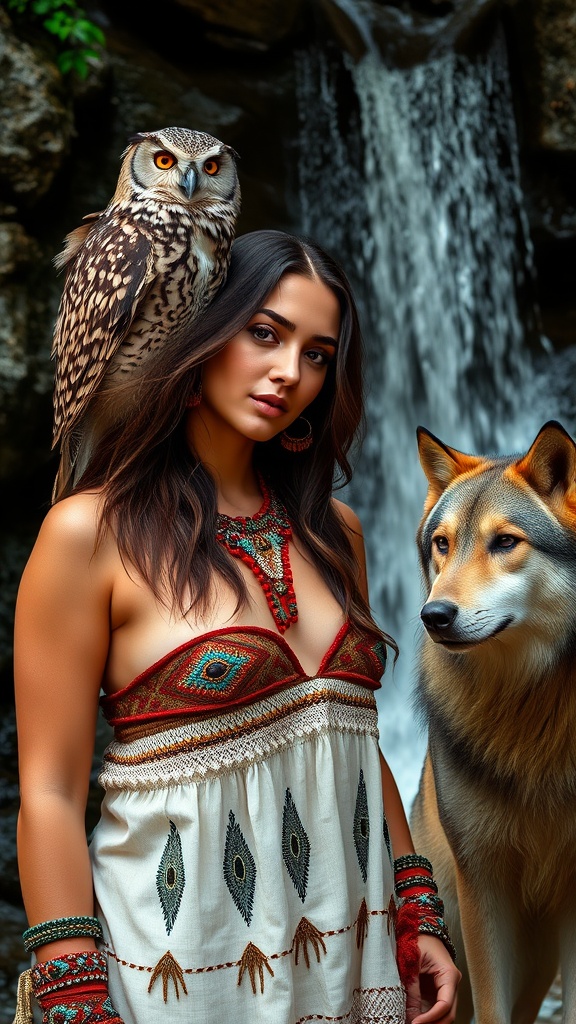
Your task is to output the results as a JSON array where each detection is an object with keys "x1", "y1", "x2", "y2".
[{"x1": 250, "y1": 395, "x2": 287, "y2": 418}]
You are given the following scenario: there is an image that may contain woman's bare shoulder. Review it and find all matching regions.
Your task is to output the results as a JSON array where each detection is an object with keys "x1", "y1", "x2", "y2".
[
  {"x1": 331, "y1": 496, "x2": 363, "y2": 537},
  {"x1": 331, "y1": 498, "x2": 368, "y2": 599},
  {"x1": 35, "y1": 490, "x2": 108, "y2": 557}
]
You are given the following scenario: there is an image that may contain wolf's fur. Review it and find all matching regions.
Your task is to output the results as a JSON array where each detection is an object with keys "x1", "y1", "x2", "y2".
[{"x1": 410, "y1": 421, "x2": 576, "y2": 1024}]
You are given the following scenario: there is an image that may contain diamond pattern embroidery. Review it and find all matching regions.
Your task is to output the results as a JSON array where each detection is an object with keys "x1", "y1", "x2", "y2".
[
  {"x1": 282, "y1": 789, "x2": 311, "y2": 902},
  {"x1": 223, "y1": 811, "x2": 256, "y2": 925},
  {"x1": 179, "y1": 649, "x2": 250, "y2": 693},
  {"x1": 156, "y1": 821, "x2": 185, "y2": 935},
  {"x1": 354, "y1": 769, "x2": 370, "y2": 883}
]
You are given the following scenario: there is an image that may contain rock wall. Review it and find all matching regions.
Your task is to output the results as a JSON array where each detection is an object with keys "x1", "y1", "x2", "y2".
[
  {"x1": 505, "y1": 0, "x2": 576, "y2": 346},
  {"x1": 171, "y1": 0, "x2": 305, "y2": 49}
]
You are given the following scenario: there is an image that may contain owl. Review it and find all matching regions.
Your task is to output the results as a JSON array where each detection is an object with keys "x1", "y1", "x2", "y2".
[{"x1": 51, "y1": 126, "x2": 241, "y2": 494}]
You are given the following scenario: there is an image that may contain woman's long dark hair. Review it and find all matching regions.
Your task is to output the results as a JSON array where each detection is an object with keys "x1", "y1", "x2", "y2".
[{"x1": 66, "y1": 230, "x2": 397, "y2": 660}]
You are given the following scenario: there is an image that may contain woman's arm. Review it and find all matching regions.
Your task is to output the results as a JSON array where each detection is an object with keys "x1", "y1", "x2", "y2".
[
  {"x1": 14, "y1": 493, "x2": 113, "y2": 962},
  {"x1": 334, "y1": 498, "x2": 460, "y2": 1024}
]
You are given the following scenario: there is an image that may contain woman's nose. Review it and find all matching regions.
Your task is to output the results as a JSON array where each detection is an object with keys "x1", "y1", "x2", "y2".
[{"x1": 269, "y1": 347, "x2": 300, "y2": 386}]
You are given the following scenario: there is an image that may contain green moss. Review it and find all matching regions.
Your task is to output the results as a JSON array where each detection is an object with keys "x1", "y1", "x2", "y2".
[{"x1": 6, "y1": 0, "x2": 105, "y2": 77}]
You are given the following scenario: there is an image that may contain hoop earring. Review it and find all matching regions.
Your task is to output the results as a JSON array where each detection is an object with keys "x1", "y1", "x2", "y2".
[
  {"x1": 186, "y1": 379, "x2": 202, "y2": 408},
  {"x1": 280, "y1": 416, "x2": 313, "y2": 453}
]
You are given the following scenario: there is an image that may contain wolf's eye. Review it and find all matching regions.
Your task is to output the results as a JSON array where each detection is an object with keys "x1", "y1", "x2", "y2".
[
  {"x1": 493, "y1": 534, "x2": 519, "y2": 551},
  {"x1": 433, "y1": 536, "x2": 449, "y2": 555}
]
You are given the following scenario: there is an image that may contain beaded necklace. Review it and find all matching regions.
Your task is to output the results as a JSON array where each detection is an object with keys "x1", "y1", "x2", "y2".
[{"x1": 216, "y1": 477, "x2": 298, "y2": 633}]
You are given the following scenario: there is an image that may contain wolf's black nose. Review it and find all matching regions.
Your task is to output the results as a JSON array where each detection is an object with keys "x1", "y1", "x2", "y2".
[{"x1": 421, "y1": 601, "x2": 458, "y2": 630}]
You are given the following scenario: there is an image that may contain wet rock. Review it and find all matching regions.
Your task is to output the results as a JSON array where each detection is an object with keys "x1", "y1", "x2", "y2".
[
  {"x1": 316, "y1": 0, "x2": 501, "y2": 66},
  {"x1": 506, "y1": 0, "x2": 576, "y2": 154},
  {"x1": 503, "y1": 0, "x2": 576, "y2": 344},
  {"x1": 106, "y1": 45, "x2": 245, "y2": 145},
  {"x1": 0, "y1": 222, "x2": 38, "y2": 278},
  {"x1": 0, "y1": 8, "x2": 74, "y2": 207},
  {"x1": 170, "y1": 0, "x2": 306, "y2": 50},
  {"x1": 0, "y1": 217, "x2": 55, "y2": 482}
]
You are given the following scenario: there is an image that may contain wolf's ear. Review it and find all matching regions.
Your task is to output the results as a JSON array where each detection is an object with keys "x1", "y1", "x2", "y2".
[
  {"x1": 515, "y1": 421, "x2": 576, "y2": 500},
  {"x1": 417, "y1": 427, "x2": 484, "y2": 504}
]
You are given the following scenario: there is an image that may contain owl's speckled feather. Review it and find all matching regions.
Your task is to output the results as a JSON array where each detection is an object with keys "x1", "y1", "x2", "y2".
[{"x1": 51, "y1": 126, "x2": 240, "y2": 496}]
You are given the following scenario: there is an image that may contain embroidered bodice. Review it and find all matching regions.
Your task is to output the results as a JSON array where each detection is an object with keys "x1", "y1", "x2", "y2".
[{"x1": 100, "y1": 620, "x2": 386, "y2": 731}]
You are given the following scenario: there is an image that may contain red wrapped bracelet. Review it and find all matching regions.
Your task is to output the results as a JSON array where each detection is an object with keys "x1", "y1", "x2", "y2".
[
  {"x1": 393, "y1": 854, "x2": 456, "y2": 987},
  {"x1": 12, "y1": 951, "x2": 125, "y2": 1024}
]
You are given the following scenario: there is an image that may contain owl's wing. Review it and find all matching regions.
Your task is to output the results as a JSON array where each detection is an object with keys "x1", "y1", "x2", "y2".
[
  {"x1": 52, "y1": 214, "x2": 157, "y2": 446},
  {"x1": 53, "y1": 211, "x2": 104, "y2": 273}
]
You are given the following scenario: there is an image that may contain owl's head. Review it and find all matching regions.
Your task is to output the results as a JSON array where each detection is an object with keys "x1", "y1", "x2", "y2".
[{"x1": 116, "y1": 126, "x2": 240, "y2": 214}]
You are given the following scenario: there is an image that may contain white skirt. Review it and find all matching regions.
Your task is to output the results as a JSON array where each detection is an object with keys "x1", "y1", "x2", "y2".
[{"x1": 90, "y1": 677, "x2": 405, "y2": 1024}]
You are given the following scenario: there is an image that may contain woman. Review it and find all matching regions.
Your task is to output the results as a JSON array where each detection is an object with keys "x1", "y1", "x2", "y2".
[{"x1": 14, "y1": 231, "x2": 459, "y2": 1024}]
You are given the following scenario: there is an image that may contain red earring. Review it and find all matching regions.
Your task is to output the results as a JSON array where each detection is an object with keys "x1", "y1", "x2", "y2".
[
  {"x1": 186, "y1": 380, "x2": 202, "y2": 408},
  {"x1": 280, "y1": 417, "x2": 313, "y2": 452}
]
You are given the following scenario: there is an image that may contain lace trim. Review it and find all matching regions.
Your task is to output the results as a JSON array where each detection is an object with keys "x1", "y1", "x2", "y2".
[
  {"x1": 293, "y1": 986, "x2": 405, "y2": 1023},
  {"x1": 99, "y1": 680, "x2": 378, "y2": 790}
]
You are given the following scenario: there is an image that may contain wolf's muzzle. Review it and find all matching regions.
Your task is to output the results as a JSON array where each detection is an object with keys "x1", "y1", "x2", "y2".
[{"x1": 421, "y1": 601, "x2": 458, "y2": 633}]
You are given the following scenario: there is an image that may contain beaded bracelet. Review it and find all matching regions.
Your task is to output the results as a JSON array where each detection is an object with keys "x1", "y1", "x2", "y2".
[
  {"x1": 394, "y1": 854, "x2": 433, "y2": 874},
  {"x1": 395, "y1": 875, "x2": 439, "y2": 896},
  {"x1": 23, "y1": 915, "x2": 103, "y2": 953},
  {"x1": 393, "y1": 854, "x2": 456, "y2": 964}
]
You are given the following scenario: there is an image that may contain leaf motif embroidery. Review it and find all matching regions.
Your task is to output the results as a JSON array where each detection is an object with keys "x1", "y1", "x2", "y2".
[
  {"x1": 293, "y1": 917, "x2": 327, "y2": 968},
  {"x1": 148, "y1": 951, "x2": 188, "y2": 1003},
  {"x1": 237, "y1": 942, "x2": 274, "y2": 995}
]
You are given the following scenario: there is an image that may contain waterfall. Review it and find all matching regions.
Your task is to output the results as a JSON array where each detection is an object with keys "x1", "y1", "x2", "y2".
[{"x1": 294, "y1": 23, "x2": 539, "y2": 806}]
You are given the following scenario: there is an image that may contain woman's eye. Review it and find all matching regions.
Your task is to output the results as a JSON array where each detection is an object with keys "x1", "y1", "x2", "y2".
[
  {"x1": 492, "y1": 534, "x2": 519, "y2": 551},
  {"x1": 154, "y1": 151, "x2": 177, "y2": 169},
  {"x1": 249, "y1": 325, "x2": 275, "y2": 342},
  {"x1": 433, "y1": 536, "x2": 449, "y2": 555},
  {"x1": 306, "y1": 349, "x2": 330, "y2": 366}
]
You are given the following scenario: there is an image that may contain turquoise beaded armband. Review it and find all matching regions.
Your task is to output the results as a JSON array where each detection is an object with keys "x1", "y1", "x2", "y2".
[{"x1": 23, "y1": 915, "x2": 103, "y2": 953}]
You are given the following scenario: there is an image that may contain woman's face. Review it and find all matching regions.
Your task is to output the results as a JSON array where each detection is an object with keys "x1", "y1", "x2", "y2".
[{"x1": 195, "y1": 273, "x2": 340, "y2": 445}]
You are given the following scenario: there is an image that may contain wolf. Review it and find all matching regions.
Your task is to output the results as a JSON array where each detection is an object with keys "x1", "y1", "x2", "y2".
[{"x1": 410, "y1": 420, "x2": 576, "y2": 1024}]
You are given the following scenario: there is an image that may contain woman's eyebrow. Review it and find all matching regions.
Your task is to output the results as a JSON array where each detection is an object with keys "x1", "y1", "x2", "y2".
[
  {"x1": 256, "y1": 308, "x2": 296, "y2": 331},
  {"x1": 255, "y1": 308, "x2": 338, "y2": 347}
]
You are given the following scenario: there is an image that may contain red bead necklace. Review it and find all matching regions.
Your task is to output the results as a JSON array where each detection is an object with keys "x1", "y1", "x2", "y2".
[{"x1": 216, "y1": 477, "x2": 298, "y2": 633}]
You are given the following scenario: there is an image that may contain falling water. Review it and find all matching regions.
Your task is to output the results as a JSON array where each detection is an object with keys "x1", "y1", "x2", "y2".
[{"x1": 295, "y1": 24, "x2": 541, "y2": 806}]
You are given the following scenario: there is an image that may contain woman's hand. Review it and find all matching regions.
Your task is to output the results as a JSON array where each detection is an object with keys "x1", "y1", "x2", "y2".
[{"x1": 405, "y1": 934, "x2": 461, "y2": 1024}]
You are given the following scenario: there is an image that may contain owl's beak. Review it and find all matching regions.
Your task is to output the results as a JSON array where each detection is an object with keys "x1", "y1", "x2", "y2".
[{"x1": 179, "y1": 166, "x2": 198, "y2": 199}]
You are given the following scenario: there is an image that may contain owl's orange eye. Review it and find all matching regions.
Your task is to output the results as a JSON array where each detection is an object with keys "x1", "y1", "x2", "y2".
[
  {"x1": 204, "y1": 159, "x2": 220, "y2": 175},
  {"x1": 154, "y1": 151, "x2": 177, "y2": 170}
]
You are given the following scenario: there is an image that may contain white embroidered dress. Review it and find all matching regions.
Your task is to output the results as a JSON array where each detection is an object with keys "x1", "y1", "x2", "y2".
[{"x1": 90, "y1": 622, "x2": 405, "y2": 1024}]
